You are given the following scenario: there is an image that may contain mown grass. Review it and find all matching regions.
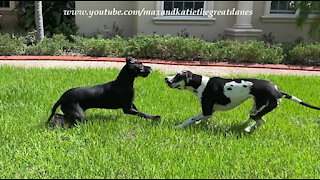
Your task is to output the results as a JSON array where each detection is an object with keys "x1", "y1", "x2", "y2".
[{"x1": 0, "y1": 66, "x2": 320, "y2": 179}]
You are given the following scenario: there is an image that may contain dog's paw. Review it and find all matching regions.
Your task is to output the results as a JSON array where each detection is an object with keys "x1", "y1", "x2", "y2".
[
  {"x1": 244, "y1": 123, "x2": 259, "y2": 133},
  {"x1": 195, "y1": 119, "x2": 203, "y2": 125}
]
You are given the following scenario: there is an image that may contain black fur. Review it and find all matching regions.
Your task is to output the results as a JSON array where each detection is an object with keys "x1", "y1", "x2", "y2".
[{"x1": 48, "y1": 57, "x2": 160, "y2": 126}]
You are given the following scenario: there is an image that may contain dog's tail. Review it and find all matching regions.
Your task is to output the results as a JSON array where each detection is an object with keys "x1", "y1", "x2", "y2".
[
  {"x1": 47, "y1": 99, "x2": 62, "y2": 123},
  {"x1": 281, "y1": 92, "x2": 320, "y2": 110}
]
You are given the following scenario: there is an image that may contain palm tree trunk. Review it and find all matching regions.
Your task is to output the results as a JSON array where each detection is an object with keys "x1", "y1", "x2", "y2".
[{"x1": 35, "y1": 1, "x2": 44, "y2": 43}]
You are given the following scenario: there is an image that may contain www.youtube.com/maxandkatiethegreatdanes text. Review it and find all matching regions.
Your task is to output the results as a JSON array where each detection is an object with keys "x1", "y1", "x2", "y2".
[{"x1": 63, "y1": 8, "x2": 253, "y2": 18}]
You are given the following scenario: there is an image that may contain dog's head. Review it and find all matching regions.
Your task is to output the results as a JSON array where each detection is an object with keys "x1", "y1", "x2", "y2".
[
  {"x1": 125, "y1": 57, "x2": 152, "y2": 77},
  {"x1": 165, "y1": 70, "x2": 195, "y2": 90}
]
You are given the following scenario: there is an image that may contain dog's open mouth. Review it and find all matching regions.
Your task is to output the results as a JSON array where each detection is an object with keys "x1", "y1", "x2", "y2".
[
  {"x1": 140, "y1": 67, "x2": 152, "y2": 77},
  {"x1": 165, "y1": 82, "x2": 180, "y2": 89},
  {"x1": 165, "y1": 78, "x2": 181, "y2": 89},
  {"x1": 165, "y1": 79, "x2": 172, "y2": 88},
  {"x1": 140, "y1": 70, "x2": 151, "y2": 77}
]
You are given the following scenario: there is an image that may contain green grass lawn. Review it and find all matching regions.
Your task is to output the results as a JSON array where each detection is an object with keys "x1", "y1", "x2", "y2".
[{"x1": 0, "y1": 66, "x2": 320, "y2": 178}]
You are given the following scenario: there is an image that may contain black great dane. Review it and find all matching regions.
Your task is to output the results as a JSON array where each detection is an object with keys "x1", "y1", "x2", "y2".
[
  {"x1": 48, "y1": 57, "x2": 160, "y2": 126},
  {"x1": 165, "y1": 70, "x2": 320, "y2": 132}
]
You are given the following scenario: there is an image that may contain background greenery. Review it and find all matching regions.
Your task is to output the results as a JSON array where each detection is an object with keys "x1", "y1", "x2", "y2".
[
  {"x1": 295, "y1": 1, "x2": 320, "y2": 40},
  {"x1": 0, "y1": 33, "x2": 319, "y2": 66},
  {"x1": 17, "y1": 1, "x2": 78, "y2": 40},
  {"x1": 0, "y1": 66, "x2": 319, "y2": 178}
]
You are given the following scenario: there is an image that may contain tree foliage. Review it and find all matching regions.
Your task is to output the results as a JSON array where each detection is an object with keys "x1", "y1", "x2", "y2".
[
  {"x1": 18, "y1": 1, "x2": 78, "y2": 39},
  {"x1": 295, "y1": 1, "x2": 320, "y2": 40}
]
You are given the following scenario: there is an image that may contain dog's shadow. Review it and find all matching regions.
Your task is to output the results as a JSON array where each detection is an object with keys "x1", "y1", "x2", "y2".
[
  {"x1": 46, "y1": 113, "x2": 161, "y2": 129},
  {"x1": 86, "y1": 113, "x2": 161, "y2": 125},
  {"x1": 45, "y1": 113, "x2": 122, "y2": 129},
  {"x1": 85, "y1": 113, "x2": 122, "y2": 124},
  {"x1": 191, "y1": 121, "x2": 252, "y2": 138}
]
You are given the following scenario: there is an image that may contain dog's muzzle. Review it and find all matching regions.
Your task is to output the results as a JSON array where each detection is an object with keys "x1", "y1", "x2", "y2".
[
  {"x1": 165, "y1": 78, "x2": 172, "y2": 88},
  {"x1": 140, "y1": 66, "x2": 152, "y2": 77}
]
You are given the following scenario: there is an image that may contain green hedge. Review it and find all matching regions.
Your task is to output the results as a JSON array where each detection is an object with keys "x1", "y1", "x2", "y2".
[
  {"x1": 201, "y1": 40, "x2": 283, "y2": 64},
  {"x1": 119, "y1": 35, "x2": 283, "y2": 64},
  {"x1": 0, "y1": 33, "x2": 319, "y2": 66},
  {"x1": 25, "y1": 34, "x2": 71, "y2": 55},
  {"x1": 71, "y1": 35, "x2": 128, "y2": 57},
  {"x1": 126, "y1": 35, "x2": 207, "y2": 60},
  {"x1": 290, "y1": 43, "x2": 320, "y2": 66},
  {"x1": 0, "y1": 34, "x2": 26, "y2": 55}
]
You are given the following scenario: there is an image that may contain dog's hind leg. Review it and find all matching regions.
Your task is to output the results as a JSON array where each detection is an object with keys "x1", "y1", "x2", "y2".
[
  {"x1": 244, "y1": 99, "x2": 257, "y2": 125},
  {"x1": 61, "y1": 103, "x2": 85, "y2": 126},
  {"x1": 244, "y1": 97, "x2": 279, "y2": 133},
  {"x1": 52, "y1": 114, "x2": 65, "y2": 128},
  {"x1": 244, "y1": 118, "x2": 266, "y2": 133}
]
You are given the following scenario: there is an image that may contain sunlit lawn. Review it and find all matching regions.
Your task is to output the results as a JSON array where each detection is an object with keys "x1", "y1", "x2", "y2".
[{"x1": 0, "y1": 66, "x2": 319, "y2": 178}]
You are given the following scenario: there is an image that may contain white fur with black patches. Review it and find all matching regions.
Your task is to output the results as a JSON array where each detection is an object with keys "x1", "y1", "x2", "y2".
[
  {"x1": 165, "y1": 70, "x2": 320, "y2": 132},
  {"x1": 214, "y1": 80, "x2": 254, "y2": 111}
]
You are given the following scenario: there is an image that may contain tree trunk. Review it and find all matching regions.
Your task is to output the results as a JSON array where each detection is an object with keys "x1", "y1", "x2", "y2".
[{"x1": 35, "y1": 1, "x2": 44, "y2": 43}]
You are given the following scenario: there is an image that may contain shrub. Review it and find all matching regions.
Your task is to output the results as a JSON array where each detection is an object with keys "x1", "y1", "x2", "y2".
[
  {"x1": 167, "y1": 37, "x2": 206, "y2": 60},
  {"x1": 201, "y1": 42, "x2": 221, "y2": 61},
  {"x1": 25, "y1": 34, "x2": 71, "y2": 55},
  {"x1": 0, "y1": 34, "x2": 26, "y2": 55},
  {"x1": 1, "y1": 32, "x2": 319, "y2": 66},
  {"x1": 204, "y1": 40, "x2": 241, "y2": 61},
  {"x1": 281, "y1": 42, "x2": 304, "y2": 64},
  {"x1": 202, "y1": 40, "x2": 283, "y2": 64},
  {"x1": 262, "y1": 43, "x2": 284, "y2": 64},
  {"x1": 72, "y1": 35, "x2": 128, "y2": 57},
  {"x1": 127, "y1": 35, "x2": 208, "y2": 61},
  {"x1": 70, "y1": 35, "x2": 86, "y2": 55},
  {"x1": 227, "y1": 41, "x2": 283, "y2": 64},
  {"x1": 128, "y1": 35, "x2": 283, "y2": 63},
  {"x1": 290, "y1": 43, "x2": 320, "y2": 66},
  {"x1": 126, "y1": 34, "x2": 182, "y2": 59}
]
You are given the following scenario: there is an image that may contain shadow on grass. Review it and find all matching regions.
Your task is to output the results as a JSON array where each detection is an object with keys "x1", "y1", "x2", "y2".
[
  {"x1": 44, "y1": 113, "x2": 122, "y2": 129},
  {"x1": 190, "y1": 121, "x2": 254, "y2": 138},
  {"x1": 45, "y1": 112, "x2": 162, "y2": 130},
  {"x1": 85, "y1": 113, "x2": 123, "y2": 123},
  {"x1": 86, "y1": 113, "x2": 162, "y2": 124}
]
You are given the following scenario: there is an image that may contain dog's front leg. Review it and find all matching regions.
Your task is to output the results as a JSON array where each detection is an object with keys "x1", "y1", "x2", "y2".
[
  {"x1": 175, "y1": 113, "x2": 211, "y2": 129},
  {"x1": 123, "y1": 105, "x2": 160, "y2": 120}
]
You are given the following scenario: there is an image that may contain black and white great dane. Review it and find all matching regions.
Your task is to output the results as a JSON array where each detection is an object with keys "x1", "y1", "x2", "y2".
[
  {"x1": 47, "y1": 57, "x2": 160, "y2": 127},
  {"x1": 165, "y1": 70, "x2": 320, "y2": 132}
]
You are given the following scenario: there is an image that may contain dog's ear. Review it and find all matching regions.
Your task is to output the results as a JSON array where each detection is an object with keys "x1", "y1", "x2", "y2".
[
  {"x1": 185, "y1": 71, "x2": 193, "y2": 84},
  {"x1": 126, "y1": 57, "x2": 134, "y2": 64}
]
